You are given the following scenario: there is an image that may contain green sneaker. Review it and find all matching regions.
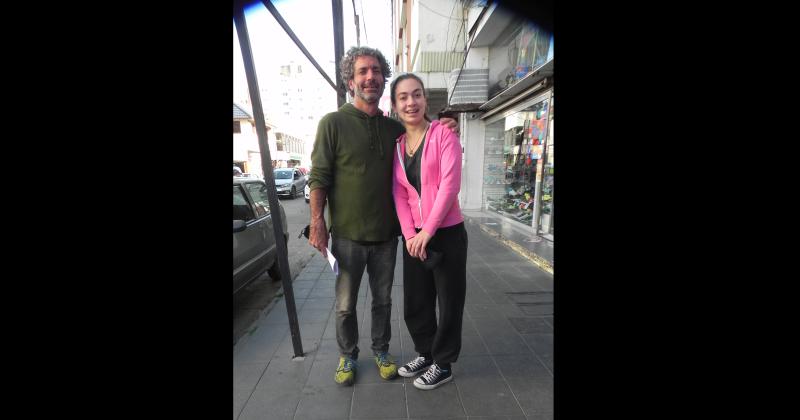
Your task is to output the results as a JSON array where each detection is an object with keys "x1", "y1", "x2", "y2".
[
  {"x1": 334, "y1": 357, "x2": 356, "y2": 386},
  {"x1": 375, "y1": 352, "x2": 398, "y2": 380}
]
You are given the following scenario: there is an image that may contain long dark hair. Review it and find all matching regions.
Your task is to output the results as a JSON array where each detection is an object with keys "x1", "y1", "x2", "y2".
[{"x1": 390, "y1": 73, "x2": 431, "y2": 122}]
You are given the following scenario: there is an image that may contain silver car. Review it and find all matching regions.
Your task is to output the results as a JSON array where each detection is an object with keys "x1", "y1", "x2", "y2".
[
  {"x1": 233, "y1": 178, "x2": 289, "y2": 294},
  {"x1": 273, "y1": 168, "x2": 306, "y2": 198}
]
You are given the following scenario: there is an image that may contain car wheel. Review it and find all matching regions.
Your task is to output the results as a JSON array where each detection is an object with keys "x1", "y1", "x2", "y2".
[
  {"x1": 267, "y1": 261, "x2": 281, "y2": 281},
  {"x1": 290, "y1": 186, "x2": 296, "y2": 199}
]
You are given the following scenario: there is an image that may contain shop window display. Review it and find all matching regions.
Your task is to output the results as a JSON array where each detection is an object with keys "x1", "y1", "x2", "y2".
[
  {"x1": 510, "y1": 23, "x2": 552, "y2": 82},
  {"x1": 490, "y1": 22, "x2": 553, "y2": 99},
  {"x1": 484, "y1": 98, "x2": 550, "y2": 227}
]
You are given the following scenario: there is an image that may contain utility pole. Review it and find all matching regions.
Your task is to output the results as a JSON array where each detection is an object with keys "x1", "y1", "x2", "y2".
[
  {"x1": 233, "y1": 4, "x2": 304, "y2": 359},
  {"x1": 352, "y1": 0, "x2": 360, "y2": 46},
  {"x1": 332, "y1": 0, "x2": 346, "y2": 107},
  {"x1": 355, "y1": 15, "x2": 360, "y2": 46}
]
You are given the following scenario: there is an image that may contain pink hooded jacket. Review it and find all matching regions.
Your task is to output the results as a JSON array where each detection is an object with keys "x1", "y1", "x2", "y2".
[{"x1": 393, "y1": 120, "x2": 464, "y2": 241}]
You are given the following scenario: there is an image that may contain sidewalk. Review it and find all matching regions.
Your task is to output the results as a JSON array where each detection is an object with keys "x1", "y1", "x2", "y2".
[
  {"x1": 462, "y1": 210, "x2": 553, "y2": 275},
  {"x1": 233, "y1": 222, "x2": 554, "y2": 420}
]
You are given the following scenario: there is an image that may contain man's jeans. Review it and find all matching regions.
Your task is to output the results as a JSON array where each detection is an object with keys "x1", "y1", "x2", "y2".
[{"x1": 331, "y1": 235, "x2": 398, "y2": 360}]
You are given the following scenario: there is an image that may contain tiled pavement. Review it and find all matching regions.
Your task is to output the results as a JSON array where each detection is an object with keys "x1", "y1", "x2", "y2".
[{"x1": 233, "y1": 221, "x2": 553, "y2": 419}]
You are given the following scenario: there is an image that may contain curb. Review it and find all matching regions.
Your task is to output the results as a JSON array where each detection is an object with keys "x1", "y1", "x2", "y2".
[{"x1": 464, "y1": 217, "x2": 554, "y2": 275}]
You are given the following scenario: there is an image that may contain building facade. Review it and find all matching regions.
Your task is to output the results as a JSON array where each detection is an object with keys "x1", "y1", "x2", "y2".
[
  {"x1": 396, "y1": 1, "x2": 554, "y2": 242},
  {"x1": 393, "y1": 0, "x2": 469, "y2": 120},
  {"x1": 235, "y1": 59, "x2": 336, "y2": 169},
  {"x1": 234, "y1": 102, "x2": 307, "y2": 175},
  {"x1": 273, "y1": 131, "x2": 305, "y2": 168},
  {"x1": 234, "y1": 102, "x2": 273, "y2": 177}
]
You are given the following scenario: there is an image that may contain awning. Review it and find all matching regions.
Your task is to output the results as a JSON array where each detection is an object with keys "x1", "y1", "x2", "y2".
[{"x1": 479, "y1": 59, "x2": 553, "y2": 112}]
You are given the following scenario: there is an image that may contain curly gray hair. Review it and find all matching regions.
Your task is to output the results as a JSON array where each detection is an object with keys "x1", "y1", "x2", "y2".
[{"x1": 340, "y1": 46, "x2": 392, "y2": 96}]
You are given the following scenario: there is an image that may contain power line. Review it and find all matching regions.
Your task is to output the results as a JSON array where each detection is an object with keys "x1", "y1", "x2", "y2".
[
  {"x1": 391, "y1": 0, "x2": 395, "y2": 61},
  {"x1": 419, "y1": 0, "x2": 463, "y2": 20},
  {"x1": 351, "y1": 0, "x2": 360, "y2": 46},
  {"x1": 443, "y1": 0, "x2": 459, "y2": 64},
  {"x1": 447, "y1": 2, "x2": 474, "y2": 107},
  {"x1": 447, "y1": 45, "x2": 471, "y2": 107},
  {"x1": 451, "y1": 12, "x2": 465, "y2": 52},
  {"x1": 440, "y1": 1, "x2": 468, "y2": 88},
  {"x1": 359, "y1": 0, "x2": 368, "y2": 45}
]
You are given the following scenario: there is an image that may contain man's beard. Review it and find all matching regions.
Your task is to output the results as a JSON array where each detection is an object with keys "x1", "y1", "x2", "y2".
[{"x1": 354, "y1": 82, "x2": 383, "y2": 103}]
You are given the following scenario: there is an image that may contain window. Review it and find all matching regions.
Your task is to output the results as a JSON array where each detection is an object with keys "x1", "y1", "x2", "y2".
[
  {"x1": 489, "y1": 22, "x2": 553, "y2": 99},
  {"x1": 274, "y1": 169, "x2": 293, "y2": 179},
  {"x1": 483, "y1": 97, "x2": 550, "y2": 228},
  {"x1": 245, "y1": 182, "x2": 270, "y2": 218},
  {"x1": 233, "y1": 186, "x2": 255, "y2": 221},
  {"x1": 234, "y1": 120, "x2": 241, "y2": 133}
]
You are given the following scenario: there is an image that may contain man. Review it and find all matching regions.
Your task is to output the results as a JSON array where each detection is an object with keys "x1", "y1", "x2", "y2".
[{"x1": 308, "y1": 46, "x2": 458, "y2": 386}]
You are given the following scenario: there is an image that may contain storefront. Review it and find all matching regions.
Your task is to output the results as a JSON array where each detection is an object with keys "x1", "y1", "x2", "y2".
[
  {"x1": 446, "y1": 5, "x2": 554, "y2": 244},
  {"x1": 481, "y1": 89, "x2": 553, "y2": 239},
  {"x1": 464, "y1": 15, "x2": 554, "y2": 240}
]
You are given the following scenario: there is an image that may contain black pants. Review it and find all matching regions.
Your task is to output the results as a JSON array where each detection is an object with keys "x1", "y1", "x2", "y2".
[{"x1": 402, "y1": 222, "x2": 468, "y2": 365}]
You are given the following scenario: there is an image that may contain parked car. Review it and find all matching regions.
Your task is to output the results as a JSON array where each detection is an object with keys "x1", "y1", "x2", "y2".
[
  {"x1": 304, "y1": 183, "x2": 310, "y2": 203},
  {"x1": 234, "y1": 178, "x2": 289, "y2": 294},
  {"x1": 273, "y1": 167, "x2": 306, "y2": 198}
]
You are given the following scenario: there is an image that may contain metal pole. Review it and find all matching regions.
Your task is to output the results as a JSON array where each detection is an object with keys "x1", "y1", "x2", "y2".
[
  {"x1": 234, "y1": 6, "x2": 303, "y2": 358},
  {"x1": 351, "y1": 0, "x2": 360, "y2": 46},
  {"x1": 259, "y1": 0, "x2": 339, "y2": 93},
  {"x1": 332, "y1": 0, "x2": 346, "y2": 108},
  {"x1": 531, "y1": 91, "x2": 552, "y2": 236}
]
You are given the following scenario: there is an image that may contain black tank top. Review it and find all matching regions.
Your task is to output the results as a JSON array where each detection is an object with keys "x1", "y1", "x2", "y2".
[{"x1": 404, "y1": 138, "x2": 424, "y2": 196}]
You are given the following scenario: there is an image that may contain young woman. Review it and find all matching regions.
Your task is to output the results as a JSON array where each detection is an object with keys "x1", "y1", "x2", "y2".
[{"x1": 390, "y1": 73, "x2": 468, "y2": 390}]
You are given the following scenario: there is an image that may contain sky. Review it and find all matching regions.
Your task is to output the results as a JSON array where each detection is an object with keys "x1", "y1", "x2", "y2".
[{"x1": 233, "y1": 0, "x2": 395, "y2": 112}]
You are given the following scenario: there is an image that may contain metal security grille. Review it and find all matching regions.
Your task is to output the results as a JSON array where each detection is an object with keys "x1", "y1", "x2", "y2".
[{"x1": 448, "y1": 68, "x2": 489, "y2": 104}]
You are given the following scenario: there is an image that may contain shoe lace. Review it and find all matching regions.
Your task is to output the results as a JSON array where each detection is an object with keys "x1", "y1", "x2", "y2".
[
  {"x1": 420, "y1": 364, "x2": 442, "y2": 383},
  {"x1": 376, "y1": 352, "x2": 394, "y2": 367},
  {"x1": 406, "y1": 356, "x2": 428, "y2": 370},
  {"x1": 338, "y1": 358, "x2": 357, "y2": 372}
]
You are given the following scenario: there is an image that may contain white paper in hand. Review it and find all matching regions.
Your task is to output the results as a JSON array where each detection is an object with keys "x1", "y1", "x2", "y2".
[{"x1": 325, "y1": 247, "x2": 338, "y2": 275}]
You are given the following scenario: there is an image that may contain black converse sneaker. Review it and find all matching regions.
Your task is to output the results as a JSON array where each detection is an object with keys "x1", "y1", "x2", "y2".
[
  {"x1": 398, "y1": 356, "x2": 433, "y2": 378},
  {"x1": 413, "y1": 363, "x2": 452, "y2": 390}
]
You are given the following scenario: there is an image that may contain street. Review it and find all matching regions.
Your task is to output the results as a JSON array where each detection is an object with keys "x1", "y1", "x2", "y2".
[{"x1": 233, "y1": 192, "x2": 317, "y2": 346}]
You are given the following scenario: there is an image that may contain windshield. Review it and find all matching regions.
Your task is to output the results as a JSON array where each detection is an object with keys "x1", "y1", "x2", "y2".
[{"x1": 274, "y1": 170, "x2": 293, "y2": 179}]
